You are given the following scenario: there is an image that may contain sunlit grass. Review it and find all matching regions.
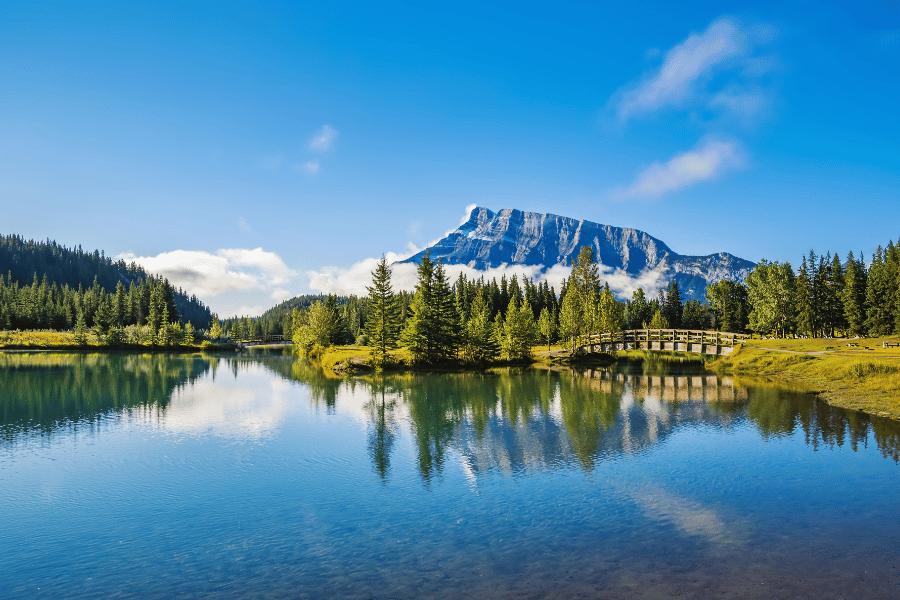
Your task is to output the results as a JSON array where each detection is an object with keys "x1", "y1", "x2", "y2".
[
  {"x1": 0, "y1": 329, "x2": 98, "y2": 348},
  {"x1": 712, "y1": 342, "x2": 900, "y2": 418}
]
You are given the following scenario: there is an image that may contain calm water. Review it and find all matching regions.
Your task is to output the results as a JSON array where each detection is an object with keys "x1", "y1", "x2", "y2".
[{"x1": 1, "y1": 350, "x2": 899, "y2": 599}]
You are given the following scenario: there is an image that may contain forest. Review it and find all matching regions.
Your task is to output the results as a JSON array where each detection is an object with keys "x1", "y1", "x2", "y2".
[{"x1": 0, "y1": 234, "x2": 215, "y2": 333}]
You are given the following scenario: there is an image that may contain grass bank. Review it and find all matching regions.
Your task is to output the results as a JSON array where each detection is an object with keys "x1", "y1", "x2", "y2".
[
  {"x1": 0, "y1": 329, "x2": 228, "y2": 352},
  {"x1": 710, "y1": 337, "x2": 900, "y2": 419}
]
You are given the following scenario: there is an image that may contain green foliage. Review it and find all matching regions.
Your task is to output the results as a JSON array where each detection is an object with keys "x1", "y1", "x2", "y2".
[
  {"x1": 462, "y1": 288, "x2": 500, "y2": 364},
  {"x1": 365, "y1": 257, "x2": 400, "y2": 368},
  {"x1": 498, "y1": 298, "x2": 537, "y2": 360},
  {"x1": 401, "y1": 253, "x2": 459, "y2": 364},
  {"x1": 648, "y1": 308, "x2": 669, "y2": 329},
  {"x1": 538, "y1": 306, "x2": 555, "y2": 352},
  {"x1": 293, "y1": 300, "x2": 342, "y2": 355},
  {"x1": 706, "y1": 279, "x2": 749, "y2": 333},
  {"x1": 0, "y1": 234, "x2": 212, "y2": 329},
  {"x1": 746, "y1": 260, "x2": 796, "y2": 337}
]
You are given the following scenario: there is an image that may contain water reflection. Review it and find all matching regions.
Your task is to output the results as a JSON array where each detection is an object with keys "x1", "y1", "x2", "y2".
[
  {"x1": 2, "y1": 351, "x2": 899, "y2": 474},
  {"x1": 280, "y1": 361, "x2": 900, "y2": 481},
  {"x1": 0, "y1": 352, "x2": 211, "y2": 439}
]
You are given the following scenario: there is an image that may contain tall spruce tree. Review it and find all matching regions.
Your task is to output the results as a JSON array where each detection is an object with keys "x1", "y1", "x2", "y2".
[
  {"x1": 842, "y1": 251, "x2": 867, "y2": 337},
  {"x1": 365, "y1": 257, "x2": 401, "y2": 368},
  {"x1": 662, "y1": 281, "x2": 683, "y2": 328}
]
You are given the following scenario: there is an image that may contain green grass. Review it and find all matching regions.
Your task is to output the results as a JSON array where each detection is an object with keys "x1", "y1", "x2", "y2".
[
  {"x1": 711, "y1": 340, "x2": 900, "y2": 418},
  {"x1": 0, "y1": 329, "x2": 209, "y2": 351}
]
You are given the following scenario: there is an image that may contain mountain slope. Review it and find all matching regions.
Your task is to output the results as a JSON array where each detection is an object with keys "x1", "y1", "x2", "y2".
[{"x1": 401, "y1": 207, "x2": 755, "y2": 300}]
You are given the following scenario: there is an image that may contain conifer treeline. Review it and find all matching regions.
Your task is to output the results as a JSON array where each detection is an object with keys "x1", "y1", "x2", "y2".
[
  {"x1": 0, "y1": 270, "x2": 180, "y2": 333},
  {"x1": 291, "y1": 248, "x2": 709, "y2": 365},
  {"x1": 0, "y1": 234, "x2": 215, "y2": 330},
  {"x1": 739, "y1": 242, "x2": 900, "y2": 338}
]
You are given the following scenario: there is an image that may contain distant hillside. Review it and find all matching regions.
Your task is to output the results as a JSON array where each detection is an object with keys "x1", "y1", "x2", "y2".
[
  {"x1": 401, "y1": 207, "x2": 756, "y2": 300},
  {"x1": 0, "y1": 234, "x2": 214, "y2": 327}
]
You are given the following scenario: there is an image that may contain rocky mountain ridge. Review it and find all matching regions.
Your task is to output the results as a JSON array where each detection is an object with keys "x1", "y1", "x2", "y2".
[{"x1": 400, "y1": 207, "x2": 755, "y2": 300}]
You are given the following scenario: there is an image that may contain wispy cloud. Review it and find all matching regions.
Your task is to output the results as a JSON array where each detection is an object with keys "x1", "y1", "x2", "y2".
[
  {"x1": 614, "y1": 17, "x2": 773, "y2": 122},
  {"x1": 614, "y1": 138, "x2": 745, "y2": 200},
  {"x1": 238, "y1": 217, "x2": 252, "y2": 232},
  {"x1": 295, "y1": 159, "x2": 320, "y2": 175},
  {"x1": 117, "y1": 247, "x2": 298, "y2": 299},
  {"x1": 308, "y1": 124, "x2": 339, "y2": 152}
]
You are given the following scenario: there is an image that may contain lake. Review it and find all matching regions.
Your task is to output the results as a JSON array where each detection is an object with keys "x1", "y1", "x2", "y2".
[{"x1": 1, "y1": 349, "x2": 899, "y2": 599}]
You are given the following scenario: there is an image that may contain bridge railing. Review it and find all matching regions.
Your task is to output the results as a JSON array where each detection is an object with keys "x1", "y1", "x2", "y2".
[{"x1": 579, "y1": 329, "x2": 748, "y2": 348}]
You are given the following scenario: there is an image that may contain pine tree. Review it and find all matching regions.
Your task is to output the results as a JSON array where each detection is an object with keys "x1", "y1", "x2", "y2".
[
  {"x1": 570, "y1": 246, "x2": 601, "y2": 337},
  {"x1": 599, "y1": 282, "x2": 623, "y2": 332},
  {"x1": 662, "y1": 281, "x2": 683, "y2": 329},
  {"x1": 649, "y1": 308, "x2": 669, "y2": 329},
  {"x1": 795, "y1": 257, "x2": 814, "y2": 337},
  {"x1": 74, "y1": 307, "x2": 88, "y2": 346},
  {"x1": 842, "y1": 251, "x2": 866, "y2": 337},
  {"x1": 865, "y1": 247, "x2": 892, "y2": 336},
  {"x1": 209, "y1": 318, "x2": 223, "y2": 339},
  {"x1": 498, "y1": 297, "x2": 537, "y2": 360},
  {"x1": 462, "y1": 288, "x2": 500, "y2": 364},
  {"x1": 538, "y1": 306, "x2": 555, "y2": 352},
  {"x1": 365, "y1": 257, "x2": 401, "y2": 368},
  {"x1": 401, "y1": 252, "x2": 456, "y2": 364},
  {"x1": 558, "y1": 282, "x2": 583, "y2": 352}
]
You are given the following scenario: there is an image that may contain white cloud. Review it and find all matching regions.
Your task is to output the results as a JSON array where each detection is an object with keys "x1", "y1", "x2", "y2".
[
  {"x1": 308, "y1": 124, "x2": 339, "y2": 152},
  {"x1": 614, "y1": 17, "x2": 775, "y2": 123},
  {"x1": 307, "y1": 254, "x2": 671, "y2": 301},
  {"x1": 270, "y1": 288, "x2": 291, "y2": 301},
  {"x1": 238, "y1": 217, "x2": 252, "y2": 232},
  {"x1": 295, "y1": 159, "x2": 320, "y2": 175},
  {"x1": 613, "y1": 138, "x2": 745, "y2": 200},
  {"x1": 117, "y1": 247, "x2": 298, "y2": 299}
]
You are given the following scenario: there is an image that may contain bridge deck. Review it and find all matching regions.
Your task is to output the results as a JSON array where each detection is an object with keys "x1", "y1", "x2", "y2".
[{"x1": 577, "y1": 329, "x2": 747, "y2": 356}]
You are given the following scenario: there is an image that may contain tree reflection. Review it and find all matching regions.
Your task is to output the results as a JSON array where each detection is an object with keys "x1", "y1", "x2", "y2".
[
  {"x1": 273, "y1": 358, "x2": 900, "y2": 484},
  {"x1": 0, "y1": 352, "x2": 212, "y2": 439}
]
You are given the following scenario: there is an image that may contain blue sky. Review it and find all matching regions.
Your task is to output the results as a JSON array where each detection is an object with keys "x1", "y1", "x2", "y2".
[{"x1": 2, "y1": 1, "x2": 898, "y2": 316}]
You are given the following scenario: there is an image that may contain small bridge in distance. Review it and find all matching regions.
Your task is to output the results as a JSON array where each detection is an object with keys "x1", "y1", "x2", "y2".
[
  {"x1": 235, "y1": 334, "x2": 292, "y2": 348},
  {"x1": 578, "y1": 329, "x2": 748, "y2": 356}
]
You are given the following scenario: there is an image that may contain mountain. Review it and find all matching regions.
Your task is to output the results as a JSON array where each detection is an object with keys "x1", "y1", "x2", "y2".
[{"x1": 400, "y1": 207, "x2": 755, "y2": 300}]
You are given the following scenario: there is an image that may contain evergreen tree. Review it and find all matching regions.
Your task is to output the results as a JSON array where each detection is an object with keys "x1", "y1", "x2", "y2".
[
  {"x1": 842, "y1": 251, "x2": 867, "y2": 337},
  {"x1": 462, "y1": 288, "x2": 500, "y2": 364},
  {"x1": 865, "y1": 247, "x2": 892, "y2": 336},
  {"x1": 599, "y1": 282, "x2": 623, "y2": 332},
  {"x1": 795, "y1": 257, "x2": 814, "y2": 337},
  {"x1": 570, "y1": 246, "x2": 601, "y2": 337},
  {"x1": 74, "y1": 307, "x2": 88, "y2": 346},
  {"x1": 209, "y1": 318, "x2": 223, "y2": 339},
  {"x1": 662, "y1": 281, "x2": 683, "y2": 328},
  {"x1": 365, "y1": 257, "x2": 401, "y2": 368},
  {"x1": 558, "y1": 281, "x2": 583, "y2": 352},
  {"x1": 400, "y1": 253, "x2": 457, "y2": 364},
  {"x1": 538, "y1": 306, "x2": 555, "y2": 352},
  {"x1": 498, "y1": 297, "x2": 537, "y2": 360},
  {"x1": 649, "y1": 308, "x2": 668, "y2": 329},
  {"x1": 681, "y1": 300, "x2": 704, "y2": 330}
]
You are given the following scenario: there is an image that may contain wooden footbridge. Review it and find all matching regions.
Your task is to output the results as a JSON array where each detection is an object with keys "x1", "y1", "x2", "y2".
[
  {"x1": 235, "y1": 334, "x2": 292, "y2": 347},
  {"x1": 577, "y1": 329, "x2": 748, "y2": 356}
]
